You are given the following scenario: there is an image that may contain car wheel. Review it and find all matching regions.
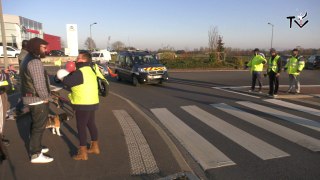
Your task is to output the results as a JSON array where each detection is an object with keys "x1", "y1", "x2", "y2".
[{"x1": 132, "y1": 76, "x2": 139, "y2": 86}]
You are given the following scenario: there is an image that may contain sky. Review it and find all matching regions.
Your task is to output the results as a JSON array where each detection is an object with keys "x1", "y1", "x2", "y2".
[{"x1": 3, "y1": 0, "x2": 320, "y2": 51}]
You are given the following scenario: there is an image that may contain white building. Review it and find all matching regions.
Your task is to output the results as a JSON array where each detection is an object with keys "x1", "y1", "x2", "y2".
[{"x1": 0, "y1": 14, "x2": 43, "y2": 49}]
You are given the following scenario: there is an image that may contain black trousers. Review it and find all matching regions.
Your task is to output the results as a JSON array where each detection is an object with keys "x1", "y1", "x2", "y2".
[
  {"x1": 268, "y1": 71, "x2": 279, "y2": 95},
  {"x1": 251, "y1": 71, "x2": 262, "y2": 91},
  {"x1": 75, "y1": 110, "x2": 98, "y2": 146},
  {"x1": 29, "y1": 103, "x2": 49, "y2": 155}
]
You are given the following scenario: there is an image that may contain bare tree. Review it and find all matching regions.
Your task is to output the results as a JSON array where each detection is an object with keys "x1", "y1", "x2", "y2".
[
  {"x1": 208, "y1": 26, "x2": 219, "y2": 52},
  {"x1": 84, "y1": 37, "x2": 96, "y2": 50},
  {"x1": 111, "y1": 41, "x2": 125, "y2": 51}
]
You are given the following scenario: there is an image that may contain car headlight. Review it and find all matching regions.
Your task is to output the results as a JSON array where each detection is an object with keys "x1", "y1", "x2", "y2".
[
  {"x1": 163, "y1": 66, "x2": 167, "y2": 71},
  {"x1": 138, "y1": 68, "x2": 146, "y2": 73}
]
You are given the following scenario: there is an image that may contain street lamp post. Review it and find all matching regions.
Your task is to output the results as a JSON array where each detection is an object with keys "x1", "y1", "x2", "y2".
[
  {"x1": 0, "y1": 0, "x2": 8, "y2": 68},
  {"x1": 268, "y1": 22, "x2": 274, "y2": 49},
  {"x1": 89, "y1": 22, "x2": 97, "y2": 50}
]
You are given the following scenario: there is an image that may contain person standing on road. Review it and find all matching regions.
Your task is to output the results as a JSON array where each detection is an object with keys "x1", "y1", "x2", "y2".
[
  {"x1": 267, "y1": 48, "x2": 282, "y2": 97},
  {"x1": 18, "y1": 40, "x2": 29, "y2": 65},
  {"x1": 16, "y1": 40, "x2": 30, "y2": 115},
  {"x1": 59, "y1": 51, "x2": 103, "y2": 160},
  {"x1": 246, "y1": 48, "x2": 267, "y2": 93},
  {"x1": 20, "y1": 37, "x2": 53, "y2": 163},
  {"x1": 285, "y1": 48, "x2": 305, "y2": 94}
]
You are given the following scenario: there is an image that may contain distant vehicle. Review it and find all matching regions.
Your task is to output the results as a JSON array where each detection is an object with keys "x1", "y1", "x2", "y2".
[
  {"x1": 91, "y1": 50, "x2": 112, "y2": 64},
  {"x1": 48, "y1": 50, "x2": 66, "y2": 56},
  {"x1": 280, "y1": 55, "x2": 290, "y2": 67},
  {"x1": 0, "y1": 46, "x2": 20, "y2": 57},
  {"x1": 110, "y1": 51, "x2": 118, "y2": 55},
  {"x1": 305, "y1": 55, "x2": 320, "y2": 70},
  {"x1": 115, "y1": 51, "x2": 169, "y2": 86}
]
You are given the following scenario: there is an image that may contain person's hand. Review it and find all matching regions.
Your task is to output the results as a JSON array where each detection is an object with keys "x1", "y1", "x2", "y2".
[{"x1": 276, "y1": 73, "x2": 280, "y2": 77}]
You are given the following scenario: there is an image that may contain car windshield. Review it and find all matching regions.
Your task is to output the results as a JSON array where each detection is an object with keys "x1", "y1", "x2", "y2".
[{"x1": 133, "y1": 55, "x2": 159, "y2": 65}]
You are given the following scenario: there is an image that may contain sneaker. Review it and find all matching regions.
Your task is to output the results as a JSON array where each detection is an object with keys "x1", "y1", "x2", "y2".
[
  {"x1": 41, "y1": 147, "x2": 49, "y2": 153},
  {"x1": 6, "y1": 115, "x2": 15, "y2": 121},
  {"x1": 258, "y1": 91, "x2": 262, "y2": 93},
  {"x1": 31, "y1": 153, "x2": 54, "y2": 163},
  {"x1": 273, "y1": 94, "x2": 278, "y2": 98},
  {"x1": 267, "y1": 94, "x2": 273, "y2": 97},
  {"x1": 248, "y1": 89, "x2": 252, "y2": 92}
]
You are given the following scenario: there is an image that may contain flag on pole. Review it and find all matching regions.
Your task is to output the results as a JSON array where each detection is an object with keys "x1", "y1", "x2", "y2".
[{"x1": 107, "y1": 67, "x2": 118, "y2": 77}]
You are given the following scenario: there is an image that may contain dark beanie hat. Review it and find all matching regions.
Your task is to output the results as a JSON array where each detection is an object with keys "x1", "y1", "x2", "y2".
[{"x1": 27, "y1": 37, "x2": 48, "y2": 55}]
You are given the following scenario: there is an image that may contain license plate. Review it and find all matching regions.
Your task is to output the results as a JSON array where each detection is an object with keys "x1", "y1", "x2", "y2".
[{"x1": 149, "y1": 75, "x2": 162, "y2": 79}]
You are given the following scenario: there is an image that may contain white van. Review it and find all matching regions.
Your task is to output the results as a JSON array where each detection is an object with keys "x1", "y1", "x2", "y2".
[
  {"x1": 0, "y1": 46, "x2": 21, "y2": 57},
  {"x1": 91, "y1": 50, "x2": 111, "y2": 64}
]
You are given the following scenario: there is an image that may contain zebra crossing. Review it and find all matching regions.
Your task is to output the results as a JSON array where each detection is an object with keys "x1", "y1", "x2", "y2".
[
  {"x1": 147, "y1": 99, "x2": 320, "y2": 171},
  {"x1": 110, "y1": 98, "x2": 320, "y2": 172}
]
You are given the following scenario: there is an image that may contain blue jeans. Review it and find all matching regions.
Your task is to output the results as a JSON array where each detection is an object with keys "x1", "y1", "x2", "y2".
[{"x1": 251, "y1": 71, "x2": 262, "y2": 91}]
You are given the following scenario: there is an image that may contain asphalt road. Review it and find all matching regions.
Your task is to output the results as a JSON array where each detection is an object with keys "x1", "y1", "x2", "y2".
[{"x1": 109, "y1": 69, "x2": 320, "y2": 180}]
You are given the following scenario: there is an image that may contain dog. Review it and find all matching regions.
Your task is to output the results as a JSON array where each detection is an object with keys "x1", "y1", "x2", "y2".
[{"x1": 46, "y1": 113, "x2": 69, "y2": 136}]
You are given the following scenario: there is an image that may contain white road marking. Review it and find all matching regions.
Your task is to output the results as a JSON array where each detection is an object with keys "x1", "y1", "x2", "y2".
[
  {"x1": 151, "y1": 108, "x2": 235, "y2": 170},
  {"x1": 213, "y1": 103, "x2": 320, "y2": 152},
  {"x1": 182, "y1": 105, "x2": 289, "y2": 160},
  {"x1": 237, "y1": 101, "x2": 320, "y2": 132},
  {"x1": 212, "y1": 87, "x2": 260, "y2": 99},
  {"x1": 265, "y1": 99, "x2": 320, "y2": 117}
]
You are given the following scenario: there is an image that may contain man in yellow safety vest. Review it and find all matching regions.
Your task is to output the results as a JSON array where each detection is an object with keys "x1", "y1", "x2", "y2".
[
  {"x1": 285, "y1": 48, "x2": 305, "y2": 94},
  {"x1": 267, "y1": 48, "x2": 282, "y2": 97},
  {"x1": 246, "y1": 48, "x2": 267, "y2": 93}
]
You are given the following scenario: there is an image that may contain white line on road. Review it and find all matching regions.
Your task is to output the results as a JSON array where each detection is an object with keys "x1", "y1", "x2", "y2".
[
  {"x1": 289, "y1": 98, "x2": 320, "y2": 107},
  {"x1": 151, "y1": 108, "x2": 235, "y2": 170},
  {"x1": 237, "y1": 101, "x2": 320, "y2": 132},
  {"x1": 182, "y1": 105, "x2": 289, "y2": 160},
  {"x1": 213, "y1": 85, "x2": 320, "y2": 89},
  {"x1": 265, "y1": 99, "x2": 320, "y2": 117},
  {"x1": 211, "y1": 87, "x2": 260, "y2": 99},
  {"x1": 213, "y1": 103, "x2": 320, "y2": 152}
]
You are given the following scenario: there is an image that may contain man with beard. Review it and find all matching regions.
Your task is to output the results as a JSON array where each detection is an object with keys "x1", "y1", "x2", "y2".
[{"x1": 20, "y1": 37, "x2": 53, "y2": 163}]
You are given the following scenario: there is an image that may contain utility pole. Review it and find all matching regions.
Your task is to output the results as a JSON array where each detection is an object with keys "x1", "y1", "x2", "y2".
[
  {"x1": 89, "y1": 22, "x2": 97, "y2": 50},
  {"x1": 0, "y1": 0, "x2": 8, "y2": 68},
  {"x1": 268, "y1": 22, "x2": 274, "y2": 49}
]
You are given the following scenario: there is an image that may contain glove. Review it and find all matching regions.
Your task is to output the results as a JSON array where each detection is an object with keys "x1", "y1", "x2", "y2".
[{"x1": 56, "y1": 69, "x2": 70, "y2": 81}]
